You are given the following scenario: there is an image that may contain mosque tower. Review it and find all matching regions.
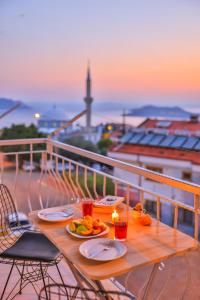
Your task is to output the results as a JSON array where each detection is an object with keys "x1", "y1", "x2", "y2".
[{"x1": 84, "y1": 63, "x2": 93, "y2": 131}]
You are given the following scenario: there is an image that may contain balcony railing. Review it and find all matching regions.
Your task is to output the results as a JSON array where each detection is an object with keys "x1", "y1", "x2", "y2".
[{"x1": 0, "y1": 138, "x2": 199, "y2": 240}]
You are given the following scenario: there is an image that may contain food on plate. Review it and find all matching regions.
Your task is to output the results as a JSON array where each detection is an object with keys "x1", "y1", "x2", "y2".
[
  {"x1": 73, "y1": 219, "x2": 82, "y2": 226},
  {"x1": 92, "y1": 228, "x2": 101, "y2": 235},
  {"x1": 69, "y1": 216, "x2": 107, "y2": 236},
  {"x1": 69, "y1": 222, "x2": 76, "y2": 232},
  {"x1": 139, "y1": 213, "x2": 152, "y2": 226}
]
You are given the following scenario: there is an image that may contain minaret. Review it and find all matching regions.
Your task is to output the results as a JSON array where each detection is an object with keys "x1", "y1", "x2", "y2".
[{"x1": 84, "y1": 63, "x2": 93, "y2": 131}]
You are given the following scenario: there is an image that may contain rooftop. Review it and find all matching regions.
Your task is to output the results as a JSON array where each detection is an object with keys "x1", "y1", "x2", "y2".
[
  {"x1": 114, "y1": 130, "x2": 200, "y2": 164},
  {"x1": 111, "y1": 143, "x2": 200, "y2": 165},
  {"x1": 40, "y1": 105, "x2": 69, "y2": 121},
  {"x1": 139, "y1": 117, "x2": 200, "y2": 133},
  {"x1": 119, "y1": 131, "x2": 200, "y2": 150}
]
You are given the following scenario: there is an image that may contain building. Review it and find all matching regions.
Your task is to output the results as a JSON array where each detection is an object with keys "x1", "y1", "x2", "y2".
[
  {"x1": 101, "y1": 123, "x2": 126, "y2": 142},
  {"x1": 37, "y1": 105, "x2": 73, "y2": 136},
  {"x1": 138, "y1": 114, "x2": 200, "y2": 136},
  {"x1": 108, "y1": 130, "x2": 200, "y2": 233}
]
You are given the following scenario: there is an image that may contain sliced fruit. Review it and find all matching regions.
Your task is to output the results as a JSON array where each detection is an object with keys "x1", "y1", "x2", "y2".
[
  {"x1": 93, "y1": 219, "x2": 101, "y2": 228},
  {"x1": 86, "y1": 222, "x2": 93, "y2": 229},
  {"x1": 69, "y1": 217, "x2": 107, "y2": 236},
  {"x1": 82, "y1": 219, "x2": 93, "y2": 229},
  {"x1": 80, "y1": 228, "x2": 93, "y2": 236},
  {"x1": 98, "y1": 222, "x2": 106, "y2": 230},
  {"x1": 73, "y1": 219, "x2": 82, "y2": 226},
  {"x1": 92, "y1": 228, "x2": 101, "y2": 235},
  {"x1": 69, "y1": 222, "x2": 76, "y2": 232},
  {"x1": 76, "y1": 225, "x2": 88, "y2": 235},
  {"x1": 84, "y1": 215, "x2": 93, "y2": 222}
]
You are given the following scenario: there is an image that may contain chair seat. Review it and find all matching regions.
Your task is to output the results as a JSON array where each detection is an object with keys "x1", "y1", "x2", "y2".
[{"x1": 0, "y1": 231, "x2": 60, "y2": 262}]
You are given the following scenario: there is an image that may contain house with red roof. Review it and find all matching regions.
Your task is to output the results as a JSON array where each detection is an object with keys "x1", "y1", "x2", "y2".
[{"x1": 138, "y1": 114, "x2": 200, "y2": 136}]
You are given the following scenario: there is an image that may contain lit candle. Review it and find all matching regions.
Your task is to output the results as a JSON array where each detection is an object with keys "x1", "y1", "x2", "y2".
[{"x1": 112, "y1": 209, "x2": 119, "y2": 224}]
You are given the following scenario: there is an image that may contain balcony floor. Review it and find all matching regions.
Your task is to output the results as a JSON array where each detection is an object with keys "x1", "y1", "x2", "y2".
[
  {"x1": 0, "y1": 260, "x2": 76, "y2": 300},
  {"x1": 118, "y1": 248, "x2": 200, "y2": 300},
  {"x1": 0, "y1": 249, "x2": 200, "y2": 299}
]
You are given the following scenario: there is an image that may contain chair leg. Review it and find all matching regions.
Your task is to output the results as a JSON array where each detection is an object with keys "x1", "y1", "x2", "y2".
[
  {"x1": 0, "y1": 261, "x2": 15, "y2": 300},
  {"x1": 55, "y1": 264, "x2": 71, "y2": 298},
  {"x1": 55, "y1": 264, "x2": 66, "y2": 286},
  {"x1": 19, "y1": 262, "x2": 25, "y2": 295},
  {"x1": 40, "y1": 262, "x2": 49, "y2": 300}
]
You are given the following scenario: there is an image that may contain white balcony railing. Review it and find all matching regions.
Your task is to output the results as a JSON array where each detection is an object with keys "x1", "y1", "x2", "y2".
[{"x1": 0, "y1": 138, "x2": 199, "y2": 240}]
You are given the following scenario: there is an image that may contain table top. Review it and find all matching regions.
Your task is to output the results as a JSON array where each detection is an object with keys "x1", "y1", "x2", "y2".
[{"x1": 29, "y1": 204, "x2": 198, "y2": 280}]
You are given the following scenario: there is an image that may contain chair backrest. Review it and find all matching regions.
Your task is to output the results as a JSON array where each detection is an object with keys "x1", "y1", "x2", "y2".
[
  {"x1": 0, "y1": 184, "x2": 20, "y2": 252},
  {"x1": 39, "y1": 283, "x2": 135, "y2": 300}
]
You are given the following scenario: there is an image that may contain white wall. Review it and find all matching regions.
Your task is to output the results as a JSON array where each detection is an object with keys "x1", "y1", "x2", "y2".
[{"x1": 109, "y1": 151, "x2": 197, "y2": 206}]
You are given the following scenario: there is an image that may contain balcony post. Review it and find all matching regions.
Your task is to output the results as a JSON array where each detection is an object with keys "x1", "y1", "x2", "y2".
[
  {"x1": 140, "y1": 190, "x2": 144, "y2": 206},
  {"x1": 194, "y1": 194, "x2": 200, "y2": 240},
  {"x1": 173, "y1": 205, "x2": 178, "y2": 229},
  {"x1": 47, "y1": 143, "x2": 53, "y2": 154},
  {"x1": 156, "y1": 197, "x2": 161, "y2": 221}
]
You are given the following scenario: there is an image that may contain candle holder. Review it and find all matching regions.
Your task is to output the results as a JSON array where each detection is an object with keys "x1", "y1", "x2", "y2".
[{"x1": 112, "y1": 209, "x2": 119, "y2": 224}]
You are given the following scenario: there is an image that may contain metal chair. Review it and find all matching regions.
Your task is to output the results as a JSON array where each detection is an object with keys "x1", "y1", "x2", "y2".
[
  {"x1": 39, "y1": 283, "x2": 135, "y2": 300},
  {"x1": 0, "y1": 184, "x2": 66, "y2": 300}
]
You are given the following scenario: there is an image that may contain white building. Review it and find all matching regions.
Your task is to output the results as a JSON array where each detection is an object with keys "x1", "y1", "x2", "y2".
[{"x1": 37, "y1": 105, "x2": 73, "y2": 137}]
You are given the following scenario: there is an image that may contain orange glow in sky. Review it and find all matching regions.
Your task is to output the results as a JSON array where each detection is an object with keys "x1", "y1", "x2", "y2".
[{"x1": 0, "y1": 0, "x2": 200, "y2": 106}]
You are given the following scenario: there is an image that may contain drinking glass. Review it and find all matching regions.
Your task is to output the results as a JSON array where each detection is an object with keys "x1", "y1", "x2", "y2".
[
  {"x1": 114, "y1": 220, "x2": 128, "y2": 241},
  {"x1": 82, "y1": 198, "x2": 93, "y2": 217},
  {"x1": 114, "y1": 205, "x2": 129, "y2": 241}
]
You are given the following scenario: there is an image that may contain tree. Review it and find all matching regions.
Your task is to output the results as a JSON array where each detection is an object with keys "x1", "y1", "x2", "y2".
[
  {"x1": 61, "y1": 136, "x2": 99, "y2": 165},
  {"x1": 97, "y1": 139, "x2": 113, "y2": 155},
  {"x1": 0, "y1": 124, "x2": 46, "y2": 163},
  {"x1": 1, "y1": 124, "x2": 45, "y2": 140}
]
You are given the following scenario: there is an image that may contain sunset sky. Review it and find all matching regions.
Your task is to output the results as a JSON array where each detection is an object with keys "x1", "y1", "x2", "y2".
[{"x1": 0, "y1": 0, "x2": 200, "y2": 108}]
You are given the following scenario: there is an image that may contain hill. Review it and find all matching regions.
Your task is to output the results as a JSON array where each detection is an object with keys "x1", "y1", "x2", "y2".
[
  {"x1": 0, "y1": 98, "x2": 30, "y2": 110},
  {"x1": 127, "y1": 105, "x2": 193, "y2": 119}
]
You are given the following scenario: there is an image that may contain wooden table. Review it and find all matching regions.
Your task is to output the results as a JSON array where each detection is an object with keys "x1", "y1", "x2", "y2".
[{"x1": 30, "y1": 204, "x2": 198, "y2": 298}]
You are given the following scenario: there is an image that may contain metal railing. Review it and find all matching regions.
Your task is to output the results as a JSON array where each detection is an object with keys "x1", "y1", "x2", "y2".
[{"x1": 0, "y1": 138, "x2": 199, "y2": 240}]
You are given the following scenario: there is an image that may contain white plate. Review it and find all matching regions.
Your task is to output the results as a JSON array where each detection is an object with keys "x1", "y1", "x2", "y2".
[
  {"x1": 38, "y1": 207, "x2": 73, "y2": 222},
  {"x1": 66, "y1": 224, "x2": 109, "y2": 239},
  {"x1": 79, "y1": 238, "x2": 127, "y2": 261}
]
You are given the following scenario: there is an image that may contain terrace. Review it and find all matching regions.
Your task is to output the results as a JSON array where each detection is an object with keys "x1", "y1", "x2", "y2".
[{"x1": 0, "y1": 137, "x2": 199, "y2": 299}]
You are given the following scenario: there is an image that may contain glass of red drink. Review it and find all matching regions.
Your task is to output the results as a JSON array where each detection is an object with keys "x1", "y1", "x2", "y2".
[
  {"x1": 114, "y1": 221, "x2": 128, "y2": 241},
  {"x1": 82, "y1": 199, "x2": 93, "y2": 217}
]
